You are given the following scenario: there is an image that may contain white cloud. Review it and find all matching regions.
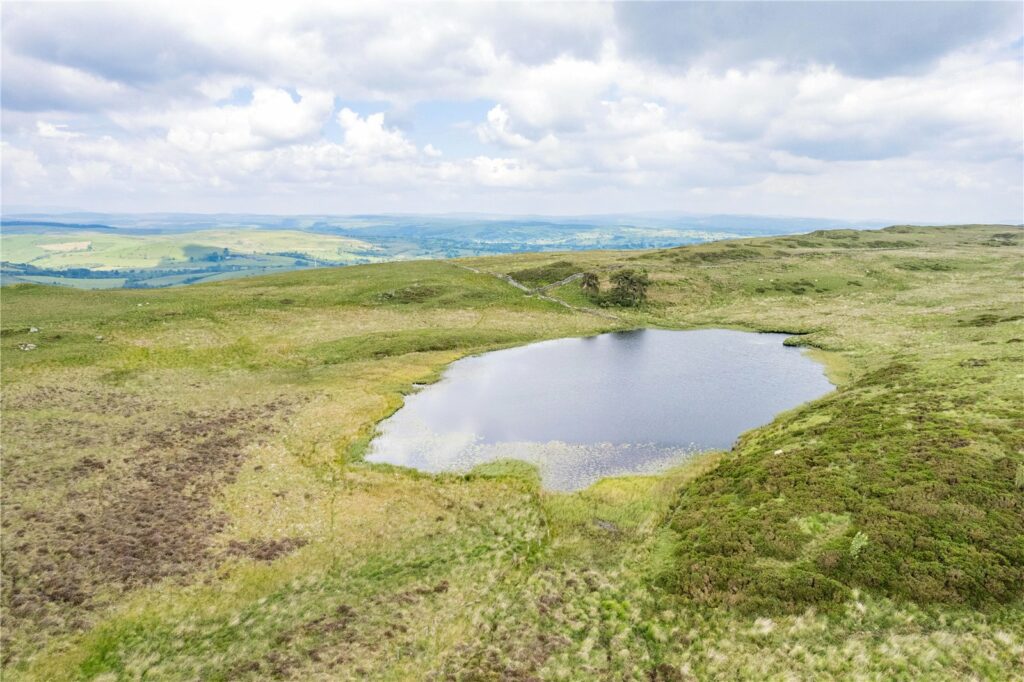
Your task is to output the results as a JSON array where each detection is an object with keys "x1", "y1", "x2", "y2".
[
  {"x1": 476, "y1": 105, "x2": 532, "y2": 148},
  {"x1": 1, "y1": 3, "x2": 1020, "y2": 221},
  {"x1": 249, "y1": 88, "x2": 334, "y2": 143},
  {"x1": 67, "y1": 160, "x2": 113, "y2": 186},
  {"x1": 36, "y1": 121, "x2": 82, "y2": 139},
  {"x1": 337, "y1": 108, "x2": 416, "y2": 159},
  {"x1": 470, "y1": 156, "x2": 537, "y2": 187},
  {"x1": 1, "y1": 142, "x2": 47, "y2": 187},
  {"x1": 166, "y1": 88, "x2": 334, "y2": 153}
]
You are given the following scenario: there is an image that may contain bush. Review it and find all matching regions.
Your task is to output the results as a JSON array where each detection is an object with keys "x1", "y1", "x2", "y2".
[
  {"x1": 604, "y1": 269, "x2": 650, "y2": 307},
  {"x1": 508, "y1": 261, "x2": 578, "y2": 287}
]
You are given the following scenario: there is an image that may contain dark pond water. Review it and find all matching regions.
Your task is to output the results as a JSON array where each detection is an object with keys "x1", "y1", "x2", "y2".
[{"x1": 366, "y1": 329, "x2": 833, "y2": 490}]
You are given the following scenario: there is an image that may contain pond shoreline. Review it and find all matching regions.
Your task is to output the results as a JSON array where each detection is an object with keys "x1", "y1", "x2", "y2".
[{"x1": 365, "y1": 328, "x2": 835, "y2": 490}]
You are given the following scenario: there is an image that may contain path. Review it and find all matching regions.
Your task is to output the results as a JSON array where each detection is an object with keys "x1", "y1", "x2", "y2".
[{"x1": 453, "y1": 263, "x2": 623, "y2": 322}]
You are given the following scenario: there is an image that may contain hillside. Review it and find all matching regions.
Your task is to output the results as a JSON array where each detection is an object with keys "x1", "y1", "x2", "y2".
[
  {"x1": 1, "y1": 225, "x2": 1021, "y2": 680},
  {"x1": 0, "y1": 212, "x2": 883, "y2": 290}
]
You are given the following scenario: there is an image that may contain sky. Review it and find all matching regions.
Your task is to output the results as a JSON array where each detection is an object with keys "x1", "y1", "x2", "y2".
[{"x1": 2, "y1": 1, "x2": 1022, "y2": 223}]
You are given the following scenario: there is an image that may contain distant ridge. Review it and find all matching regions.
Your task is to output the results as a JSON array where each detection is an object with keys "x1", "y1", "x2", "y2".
[{"x1": 1, "y1": 220, "x2": 118, "y2": 232}]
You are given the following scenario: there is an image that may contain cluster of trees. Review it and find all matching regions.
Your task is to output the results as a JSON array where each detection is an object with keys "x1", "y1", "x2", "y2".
[
  {"x1": 188, "y1": 248, "x2": 232, "y2": 263},
  {"x1": 579, "y1": 269, "x2": 650, "y2": 307}
]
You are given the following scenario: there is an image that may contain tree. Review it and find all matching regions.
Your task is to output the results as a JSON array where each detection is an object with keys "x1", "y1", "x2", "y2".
[
  {"x1": 607, "y1": 269, "x2": 650, "y2": 307},
  {"x1": 579, "y1": 272, "x2": 600, "y2": 298}
]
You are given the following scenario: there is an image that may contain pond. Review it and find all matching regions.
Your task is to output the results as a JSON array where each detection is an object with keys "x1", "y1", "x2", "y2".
[{"x1": 365, "y1": 329, "x2": 834, "y2": 490}]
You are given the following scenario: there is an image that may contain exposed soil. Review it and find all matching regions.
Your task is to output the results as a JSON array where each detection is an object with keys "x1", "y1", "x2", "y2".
[
  {"x1": 227, "y1": 536, "x2": 308, "y2": 562},
  {"x1": 0, "y1": 387, "x2": 299, "y2": 651}
]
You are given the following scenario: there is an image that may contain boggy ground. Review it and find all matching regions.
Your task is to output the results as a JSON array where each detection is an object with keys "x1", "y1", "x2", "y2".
[{"x1": 1, "y1": 225, "x2": 1022, "y2": 680}]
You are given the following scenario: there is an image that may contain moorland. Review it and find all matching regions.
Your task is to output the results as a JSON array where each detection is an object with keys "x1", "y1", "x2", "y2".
[{"x1": 1, "y1": 224, "x2": 1021, "y2": 680}]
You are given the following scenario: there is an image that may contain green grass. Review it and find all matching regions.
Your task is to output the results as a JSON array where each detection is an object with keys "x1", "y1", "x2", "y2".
[
  {"x1": 0, "y1": 228, "x2": 385, "y2": 290},
  {"x1": 1, "y1": 229, "x2": 378, "y2": 271},
  {"x1": 1, "y1": 224, "x2": 1021, "y2": 680},
  {"x1": 9, "y1": 275, "x2": 128, "y2": 289}
]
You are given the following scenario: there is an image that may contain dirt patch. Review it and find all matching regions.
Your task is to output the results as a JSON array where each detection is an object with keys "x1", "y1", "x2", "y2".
[
  {"x1": 0, "y1": 393, "x2": 299, "y2": 652},
  {"x1": 233, "y1": 577, "x2": 456, "y2": 678},
  {"x1": 376, "y1": 284, "x2": 444, "y2": 304},
  {"x1": 649, "y1": 663, "x2": 689, "y2": 681},
  {"x1": 231, "y1": 604, "x2": 359, "y2": 679},
  {"x1": 39, "y1": 241, "x2": 91, "y2": 253},
  {"x1": 302, "y1": 604, "x2": 357, "y2": 637},
  {"x1": 227, "y1": 537, "x2": 308, "y2": 562}
]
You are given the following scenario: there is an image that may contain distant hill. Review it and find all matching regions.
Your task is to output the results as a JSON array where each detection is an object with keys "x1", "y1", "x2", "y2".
[
  {"x1": 1, "y1": 220, "x2": 118, "y2": 232},
  {"x1": 0, "y1": 211, "x2": 893, "y2": 289}
]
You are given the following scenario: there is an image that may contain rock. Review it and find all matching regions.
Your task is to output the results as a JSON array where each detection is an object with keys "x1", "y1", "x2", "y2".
[{"x1": 18, "y1": 343, "x2": 37, "y2": 351}]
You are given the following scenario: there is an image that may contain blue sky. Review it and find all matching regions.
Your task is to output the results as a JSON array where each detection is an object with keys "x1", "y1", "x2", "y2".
[{"x1": 2, "y1": 1, "x2": 1022, "y2": 222}]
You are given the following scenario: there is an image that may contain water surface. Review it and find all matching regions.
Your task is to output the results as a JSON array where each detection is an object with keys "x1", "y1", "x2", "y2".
[{"x1": 366, "y1": 329, "x2": 832, "y2": 490}]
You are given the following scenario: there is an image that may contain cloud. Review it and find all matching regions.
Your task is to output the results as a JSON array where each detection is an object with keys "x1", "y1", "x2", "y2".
[
  {"x1": 1, "y1": 2, "x2": 1020, "y2": 222},
  {"x1": 3, "y1": 3, "x2": 224, "y2": 85},
  {"x1": 613, "y1": 1, "x2": 1023, "y2": 77},
  {"x1": 249, "y1": 89, "x2": 334, "y2": 143},
  {"x1": 337, "y1": 108, "x2": 417, "y2": 159},
  {"x1": 476, "y1": 105, "x2": 532, "y2": 148},
  {"x1": 1, "y1": 52, "x2": 129, "y2": 112},
  {"x1": 469, "y1": 156, "x2": 538, "y2": 188},
  {"x1": 36, "y1": 121, "x2": 82, "y2": 139},
  {"x1": 166, "y1": 88, "x2": 334, "y2": 153},
  {"x1": 1, "y1": 143, "x2": 47, "y2": 187}
]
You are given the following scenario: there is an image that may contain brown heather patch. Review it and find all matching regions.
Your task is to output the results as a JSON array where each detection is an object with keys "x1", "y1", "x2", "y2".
[
  {"x1": 0, "y1": 390, "x2": 300, "y2": 654},
  {"x1": 226, "y1": 536, "x2": 308, "y2": 562}
]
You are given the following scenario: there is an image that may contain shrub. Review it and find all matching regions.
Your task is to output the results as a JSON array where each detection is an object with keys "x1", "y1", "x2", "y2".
[
  {"x1": 508, "y1": 261, "x2": 578, "y2": 287},
  {"x1": 604, "y1": 269, "x2": 650, "y2": 307}
]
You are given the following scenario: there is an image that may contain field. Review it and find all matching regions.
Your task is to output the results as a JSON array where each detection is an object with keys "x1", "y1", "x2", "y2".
[
  {"x1": 1, "y1": 225, "x2": 1022, "y2": 680},
  {"x1": 0, "y1": 229, "x2": 384, "y2": 289},
  {"x1": 1, "y1": 230, "x2": 379, "y2": 269}
]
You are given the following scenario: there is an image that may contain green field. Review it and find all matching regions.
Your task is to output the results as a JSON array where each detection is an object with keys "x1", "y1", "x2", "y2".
[
  {"x1": 1, "y1": 225, "x2": 1021, "y2": 679},
  {"x1": 1, "y1": 229, "x2": 379, "y2": 270},
  {"x1": 0, "y1": 228, "x2": 385, "y2": 289},
  {"x1": 11, "y1": 275, "x2": 128, "y2": 290}
]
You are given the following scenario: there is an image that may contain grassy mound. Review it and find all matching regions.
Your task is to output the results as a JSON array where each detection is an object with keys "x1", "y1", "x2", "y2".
[{"x1": 668, "y1": 360, "x2": 1023, "y2": 612}]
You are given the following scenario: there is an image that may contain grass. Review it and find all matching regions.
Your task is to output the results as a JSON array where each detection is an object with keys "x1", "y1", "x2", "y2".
[
  {"x1": 1, "y1": 225, "x2": 1022, "y2": 679},
  {"x1": 0, "y1": 229, "x2": 385, "y2": 290},
  {"x1": 1, "y1": 229, "x2": 378, "y2": 271},
  {"x1": 11, "y1": 275, "x2": 128, "y2": 290}
]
